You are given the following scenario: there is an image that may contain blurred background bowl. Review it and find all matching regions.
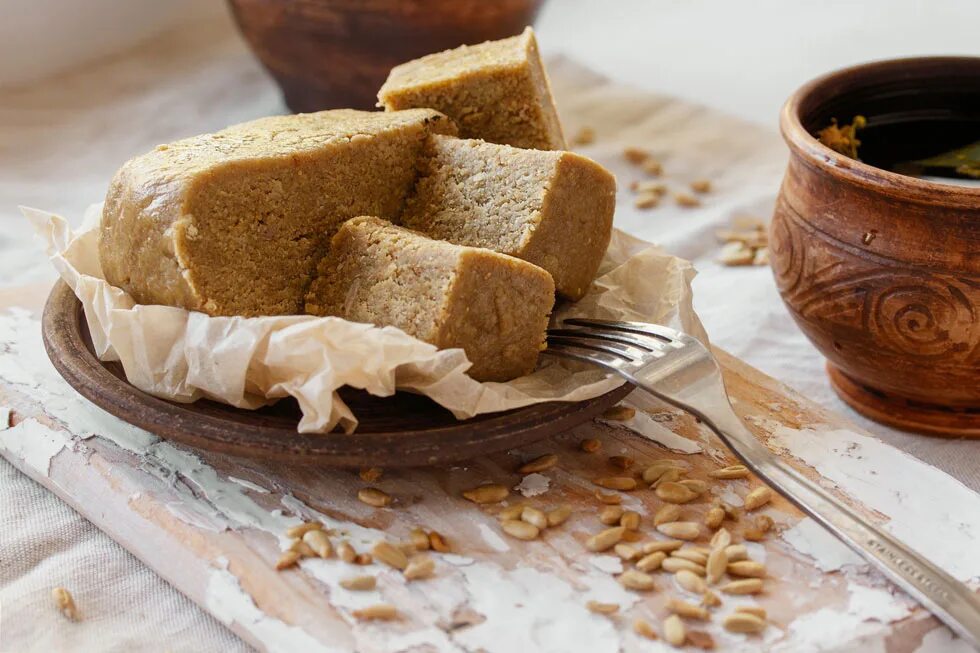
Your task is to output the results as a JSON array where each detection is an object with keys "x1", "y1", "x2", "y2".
[
  {"x1": 770, "y1": 56, "x2": 980, "y2": 437},
  {"x1": 227, "y1": 0, "x2": 546, "y2": 113}
]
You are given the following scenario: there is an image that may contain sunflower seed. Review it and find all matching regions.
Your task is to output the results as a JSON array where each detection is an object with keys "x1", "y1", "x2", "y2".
[
  {"x1": 359, "y1": 467, "x2": 383, "y2": 482},
  {"x1": 723, "y1": 612, "x2": 767, "y2": 633},
  {"x1": 580, "y1": 438, "x2": 602, "y2": 453},
  {"x1": 720, "y1": 578, "x2": 764, "y2": 595},
  {"x1": 701, "y1": 590, "x2": 722, "y2": 607},
  {"x1": 744, "y1": 527, "x2": 767, "y2": 541},
  {"x1": 303, "y1": 529, "x2": 333, "y2": 558},
  {"x1": 352, "y1": 604, "x2": 399, "y2": 621},
  {"x1": 609, "y1": 455, "x2": 634, "y2": 471},
  {"x1": 704, "y1": 507, "x2": 725, "y2": 529},
  {"x1": 340, "y1": 575, "x2": 376, "y2": 591},
  {"x1": 736, "y1": 605, "x2": 767, "y2": 619},
  {"x1": 706, "y1": 547, "x2": 728, "y2": 585},
  {"x1": 678, "y1": 479, "x2": 709, "y2": 495},
  {"x1": 410, "y1": 528, "x2": 430, "y2": 551},
  {"x1": 358, "y1": 487, "x2": 392, "y2": 508},
  {"x1": 656, "y1": 482, "x2": 699, "y2": 504},
  {"x1": 675, "y1": 569, "x2": 707, "y2": 594},
  {"x1": 547, "y1": 505, "x2": 572, "y2": 527},
  {"x1": 428, "y1": 531, "x2": 450, "y2": 552},
  {"x1": 675, "y1": 192, "x2": 701, "y2": 208},
  {"x1": 663, "y1": 557, "x2": 706, "y2": 575},
  {"x1": 599, "y1": 505, "x2": 624, "y2": 525},
  {"x1": 288, "y1": 538, "x2": 316, "y2": 558},
  {"x1": 636, "y1": 551, "x2": 667, "y2": 572},
  {"x1": 620, "y1": 510, "x2": 641, "y2": 531},
  {"x1": 643, "y1": 159, "x2": 664, "y2": 176},
  {"x1": 602, "y1": 405, "x2": 636, "y2": 421},
  {"x1": 338, "y1": 541, "x2": 356, "y2": 563},
  {"x1": 643, "y1": 539, "x2": 684, "y2": 554},
  {"x1": 502, "y1": 519, "x2": 540, "y2": 541},
  {"x1": 727, "y1": 561, "x2": 766, "y2": 578},
  {"x1": 654, "y1": 504, "x2": 683, "y2": 526},
  {"x1": 276, "y1": 550, "x2": 301, "y2": 570},
  {"x1": 521, "y1": 506, "x2": 548, "y2": 530},
  {"x1": 618, "y1": 569, "x2": 656, "y2": 591},
  {"x1": 653, "y1": 468, "x2": 685, "y2": 487},
  {"x1": 586, "y1": 601, "x2": 619, "y2": 615},
  {"x1": 666, "y1": 598, "x2": 709, "y2": 620},
  {"x1": 623, "y1": 147, "x2": 650, "y2": 164},
  {"x1": 724, "y1": 544, "x2": 748, "y2": 562},
  {"x1": 52, "y1": 587, "x2": 79, "y2": 621},
  {"x1": 404, "y1": 555, "x2": 435, "y2": 580},
  {"x1": 664, "y1": 614, "x2": 686, "y2": 646},
  {"x1": 709, "y1": 528, "x2": 732, "y2": 551},
  {"x1": 634, "y1": 618, "x2": 659, "y2": 640},
  {"x1": 657, "y1": 522, "x2": 701, "y2": 540},
  {"x1": 708, "y1": 465, "x2": 749, "y2": 480},
  {"x1": 744, "y1": 486, "x2": 772, "y2": 511},
  {"x1": 594, "y1": 477, "x2": 637, "y2": 491},
  {"x1": 686, "y1": 630, "x2": 716, "y2": 650},
  {"x1": 671, "y1": 549, "x2": 708, "y2": 565},
  {"x1": 372, "y1": 541, "x2": 408, "y2": 570},
  {"x1": 642, "y1": 461, "x2": 677, "y2": 483},
  {"x1": 354, "y1": 553, "x2": 373, "y2": 565},
  {"x1": 615, "y1": 543, "x2": 639, "y2": 561},
  {"x1": 594, "y1": 490, "x2": 622, "y2": 504},
  {"x1": 519, "y1": 453, "x2": 558, "y2": 474},
  {"x1": 498, "y1": 504, "x2": 526, "y2": 521},
  {"x1": 587, "y1": 526, "x2": 625, "y2": 552},
  {"x1": 463, "y1": 484, "x2": 509, "y2": 504},
  {"x1": 286, "y1": 522, "x2": 322, "y2": 539},
  {"x1": 754, "y1": 514, "x2": 774, "y2": 533},
  {"x1": 690, "y1": 179, "x2": 712, "y2": 194}
]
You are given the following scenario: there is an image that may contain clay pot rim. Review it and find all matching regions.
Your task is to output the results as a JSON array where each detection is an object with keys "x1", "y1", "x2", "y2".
[{"x1": 780, "y1": 56, "x2": 980, "y2": 209}]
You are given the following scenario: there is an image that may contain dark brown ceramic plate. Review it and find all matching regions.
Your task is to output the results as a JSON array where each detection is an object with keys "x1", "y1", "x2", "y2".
[{"x1": 41, "y1": 281, "x2": 632, "y2": 466}]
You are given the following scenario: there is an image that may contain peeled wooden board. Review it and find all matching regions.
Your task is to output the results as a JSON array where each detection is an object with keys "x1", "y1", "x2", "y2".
[{"x1": 1, "y1": 296, "x2": 973, "y2": 653}]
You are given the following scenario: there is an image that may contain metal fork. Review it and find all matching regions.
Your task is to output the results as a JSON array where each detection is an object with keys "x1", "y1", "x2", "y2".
[{"x1": 546, "y1": 317, "x2": 980, "y2": 648}]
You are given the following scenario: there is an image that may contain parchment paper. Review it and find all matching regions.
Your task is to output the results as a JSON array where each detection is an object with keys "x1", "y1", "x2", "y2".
[{"x1": 23, "y1": 203, "x2": 706, "y2": 433}]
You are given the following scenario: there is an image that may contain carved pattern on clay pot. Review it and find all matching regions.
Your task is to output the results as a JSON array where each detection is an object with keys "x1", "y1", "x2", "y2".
[{"x1": 771, "y1": 197, "x2": 980, "y2": 366}]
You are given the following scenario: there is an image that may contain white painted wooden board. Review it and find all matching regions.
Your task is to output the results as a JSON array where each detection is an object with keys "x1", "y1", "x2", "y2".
[{"x1": 1, "y1": 292, "x2": 978, "y2": 652}]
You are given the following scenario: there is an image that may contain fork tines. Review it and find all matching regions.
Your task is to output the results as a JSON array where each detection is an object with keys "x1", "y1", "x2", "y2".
[{"x1": 545, "y1": 318, "x2": 686, "y2": 365}]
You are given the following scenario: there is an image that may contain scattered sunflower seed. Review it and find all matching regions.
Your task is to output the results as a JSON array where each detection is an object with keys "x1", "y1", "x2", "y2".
[
  {"x1": 599, "y1": 505, "x2": 624, "y2": 525},
  {"x1": 608, "y1": 455, "x2": 634, "y2": 471},
  {"x1": 687, "y1": 629, "x2": 717, "y2": 649},
  {"x1": 642, "y1": 461, "x2": 678, "y2": 483},
  {"x1": 706, "y1": 547, "x2": 728, "y2": 585},
  {"x1": 656, "y1": 482, "x2": 699, "y2": 504},
  {"x1": 727, "y1": 560, "x2": 766, "y2": 578},
  {"x1": 354, "y1": 553, "x2": 373, "y2": 565},
  {"x1": 663, "y1": 557, "x2": 706, "y2": 576},
  {"x1": 618, "y1": 569, "x2": 656, "y2": 591},
  {"x1": 675, "y1": 192, "x2": 701, "y2": 207},
  {"x1": 724, "y1": 544, "x2": 748, "y2": 562},
  {"x1": 410, "y1": 528, "x2": 430, "y2": 551},
  {"x1": 704, "y1": 507, "x2": 725, "y2": 529},
  {"x1": 502, "y1": 519, "x2": 540, "y2": 541},
  {"x1": 671, "y1": 549, "x2": 708, "y2": 565},
  {"x1": 701, "y1": 589, "x2": 722, "y2": 607},
  {"x1": 602, "y1": 405, "x2": 636, "y2": 421},
  {"x1": 580, "y1": 438, "x2": 602, "y2": 453},
  {"x1": 358, "y1": 487, "x2": 392, "y2": 508},
  {"x1": 690, "y1": 179, "x2": 712, "y2": 194},
  {"x1": 744, "y1": 487, "x2": 772, "y2": 511},
  {"x1": 303, "y1": 529, "x2": 333, "y2": 558},
  {"x1": 655, "y1": 504, "x2": 683, "y2": 526},
  {"x1": 678, "y1": 479, "x2": 709, "y2": 495},
  {"x1": 286, "y1": 522, "x2": 322, "y2": 539},
  {"x1": 359, "y1": 467, "x2": 383, "y2": 483},
  {"x1": 462, "y1": 484, "x2": 509, "y2": 504},
  {"x1": 52, "y1": 587, "x2": 79, "y2": 621},
  {"x1": 338, "y1": 541, "x2": 357, "y2": 563},
  {"x1": 720, "y1": 578, "x2": 764, "y2": 595},
  {"x1": 352, "y1": 604, "x2": 399, "y2": 621},
  {"x1": 572, "y1": 126, "x2": 596, "y2": 146},
  {"x1": 615, "y1": 543, "x2": 639, "y2": 561},
  {"x1": 594, "y1": 489, "x2": 622, "y2": 505},
  {"x1": 521, "y1": 506, "x2": 548, "y2": 530},
  {"x1": 403, "y1": 555, "x2": 435, "y2": 580},
  {"x1": 736, "y1": 605, "x2": 767, "y2": 619},
  {"x1": 675, "y1": 569, "x2": 707, "y2": 594},
  {"x1": 643, "y1": 159, "x2": 664, "y2": 176},
  {"x1": 519, "y1": 453, "x2": 558, "y2": 474},
  {"x1": 657, "y1": 522, "x2": 701, "y2": 540},
  {"x1": 718, "y1": 241, "x2": 755, "y2": 266},
  {"x1": 587, "y1": 600, "x2": 619, "y2": 615},
  {"x1": 634, "y1": 192, "x2": 660, "y2": 209},
  {"x1": 708, "y1": 464, "x2": 750, "y2": 480},
  {"x1": 634, "y1": 618, "x2": 659, "y2": 640},
  {"x1": 642, "y1": 539, "x2": 684, "y2": 554},
  {"x1": 547, "y1": 505, "x2": 572, "y2": 527},
  {"x1": 723, "y1": 611, "x2": 767, "y2": 633},
  {"x1": 709, "y1": 528, "x2": 732, "y2": 551},
  {"x1": 594, "y1": 476, "x2": 637, "y2": 491},
  {"x1": 428, "y1": 531, "x2": 450, "y2": 552},
  {"x1": 666, "y1": 598, "x2": 709, "y2": 620},
  {"x1": 664, "y1": 614, "x2": 686, "y2": 646},
  {"x1": 620, "y1": 511, "x2": 641, "y2": 531},
  {"x1": 623, "y1": 147, "x2": 650, "y2": 164},
  {"x1": 340, "y1": 575, "x2": 376, "y2": 591},
  {"x1": 372, "y1": 541, "x2": 408, "y2": 570},
  {"x1": 587, "y1": 526, "x2": 626, "y2": 552},
  {"x1": 276, "y1": 550, "x2": 301, "y2": 570}
]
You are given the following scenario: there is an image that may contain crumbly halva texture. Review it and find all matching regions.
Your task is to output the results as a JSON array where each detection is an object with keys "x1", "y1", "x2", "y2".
[
  {"x1": 378, "y1": 27, "x2": 566, "y2": 150},
  {"x1": 99, "y1": 109, "x2": 456, "y2": 317},
  {"x1": 401, "y1": 135, "x2": 615, "y2": 300},
  {"x1": 305, "y1": 216, "x2": 555, "y2": 382}
]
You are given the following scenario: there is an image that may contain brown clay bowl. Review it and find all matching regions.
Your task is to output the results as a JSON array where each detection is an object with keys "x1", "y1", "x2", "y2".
[
  {"x1": 227, "y1": 0, "x2": 546, "y2": 113},
  {"x1": 770, "y1": 56, "x2": 980, "y2": 437}
]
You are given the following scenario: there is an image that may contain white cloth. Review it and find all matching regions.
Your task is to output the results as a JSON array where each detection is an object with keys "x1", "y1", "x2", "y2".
[{"x1": 2, "y1": 11, "x2": 977, "y2": 653}]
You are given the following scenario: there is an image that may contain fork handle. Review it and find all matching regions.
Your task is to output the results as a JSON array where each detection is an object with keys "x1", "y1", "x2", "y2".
[{"x1": 711, "y1": 415, "x2": 980, "y2": 648}]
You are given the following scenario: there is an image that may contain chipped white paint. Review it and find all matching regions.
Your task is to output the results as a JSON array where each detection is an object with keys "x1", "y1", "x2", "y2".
[
  {"x1": 475, "y1": 523, "x2": 510, "y2": 553},
  {"x1": 588, "y1": 555, "x2": 623, "y2": 575},
  {"x1": 0, "y1": 417, "x2": 69, "y2": 476},
  {"x1": 515, "y1": 472, "x2": 550, "y2": 497},
  {"x1": 227, "y1": 476, "x2": 271, "y2": 494},
  {"x1": 914, "y1": 626, "x2": 974, "y2": 653},
  {"x1": 207, "y1": 565, "x2": 341, "y2": 653},
  {"x1": 0, "y1": 406, "x2": 9, "y2": 428},
  {"x1": 781, "y1": 517, "x2": 864, "y2": 572},
  {"x1": 769, "y1": 425, "x2": 980, "y2": 582}
]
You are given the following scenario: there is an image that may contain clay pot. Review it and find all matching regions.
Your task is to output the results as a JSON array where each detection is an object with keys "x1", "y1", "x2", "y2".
[
  {"x1": 227, "y1": 0, "x2": 546, "y2": 113},
  {"x1": 771, "y1": 56, "x2": 980, "y2": 437}
]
